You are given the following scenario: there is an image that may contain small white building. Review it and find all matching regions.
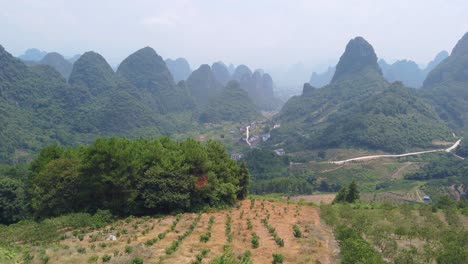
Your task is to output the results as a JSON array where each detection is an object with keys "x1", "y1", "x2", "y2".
[{"x1": 274, "y1": 149, "x2": 285, "y2": 156}]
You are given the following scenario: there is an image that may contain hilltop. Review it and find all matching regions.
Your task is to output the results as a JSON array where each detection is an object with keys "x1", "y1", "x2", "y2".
[{"x1": 272, "y1": 37, "x2": 451, "y2": 153}]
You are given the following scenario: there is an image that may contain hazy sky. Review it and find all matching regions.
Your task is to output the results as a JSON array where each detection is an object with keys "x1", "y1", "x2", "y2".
[{"x1": 1, "y1": 0, "x2": 467, "y2": 74}]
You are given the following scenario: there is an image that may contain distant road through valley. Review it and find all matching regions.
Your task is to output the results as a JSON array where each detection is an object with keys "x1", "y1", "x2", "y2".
[{"x1": 330, "y1": 139, "x2": 462, "y2": 165}]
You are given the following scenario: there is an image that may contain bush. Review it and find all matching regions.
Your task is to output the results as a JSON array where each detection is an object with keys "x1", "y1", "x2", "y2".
[
  {"x1": 130, "y1": 256, "x2": 144, "y2": 264},
  {"x1": 125, "y1": 245, "x2": 133, "y2": 254},
  {"x1": 87, "y1": 255, "x2": 98, "y2": 263},
  {"x1": 192, "y1": 248, "x2": 210, "y2": 264},
  {"x1": 251, "y1": 233, "x2": 259, "y2": 248},
  {"x1": 247, "y1": 218, "x2": 253, "y2": 230},
  {"x1": 274, "y1": 236, "x2": 284, "y2": 247},
  {"x1": 272, "y1": 253, "x2": 284, "y2": 264},
  {"x1": 102, "y1": 254, "x2": 111, "y2": 262},
  {"x1": 76, "y1": 246, "x2": 86, "y2": 254},
  {"x1": 200, "y1": 233, "x2": 211, "y2": 243},
  {"x1": 293, "y1": 224, "x2": 302, "y2": 238}
]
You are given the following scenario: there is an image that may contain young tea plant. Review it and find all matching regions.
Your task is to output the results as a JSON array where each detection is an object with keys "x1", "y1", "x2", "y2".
[
  {"x1": 191, "y1": 248, "x2": 210, "y2": 264},
  {"x1": 166, "y1": 213, "x2": 202, "y2": 255},
  {"x1": 251, "y1": 233, "x2": 260, "y2": 249},
  {"x1": 293, "y1": 224, "x2": 302, "y2": 238},
  {"x1": 272, "y1": 253, "x2": 284, "y2": 264},
  {"x1": 225, "y1": 213, "x2": 233, "y2": 243},
  {"x1": 262, "y1": 218, "x2": 284, "y2": 247},
  {"x1": 247, "y1": 218, "x2": 253, "y2": 230},
  {"x1": 200, "y1": 216, "x2": 215, "y2": 243}
]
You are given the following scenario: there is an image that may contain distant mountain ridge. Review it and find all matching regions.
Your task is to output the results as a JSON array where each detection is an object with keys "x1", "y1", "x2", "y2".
[
  {"x1": 310, "y1": 51, "x2": 449, "y2": 88},
  {"x1": 274, "y1": 37, "x2": 451, "y2": 153},
  {"x1": 165, "y1": 57, "x2": 191, "y2": 82},
  {"x1": 421, "y1": 32, "x2": 468, "y2": 130}
]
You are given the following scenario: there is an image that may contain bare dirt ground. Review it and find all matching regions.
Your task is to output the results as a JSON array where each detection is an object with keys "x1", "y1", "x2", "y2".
[{"x1": 39, "y1": 200, "x2": 338, "y2": 264}]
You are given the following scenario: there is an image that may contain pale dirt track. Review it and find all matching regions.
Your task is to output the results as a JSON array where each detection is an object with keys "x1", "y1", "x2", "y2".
[{"x1": 330, "y1": 139, "x2": 462, "y2": 165}]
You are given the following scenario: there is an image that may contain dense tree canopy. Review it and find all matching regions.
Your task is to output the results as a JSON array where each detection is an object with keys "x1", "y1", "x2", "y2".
[{"x1": 26, "y1": 137, "x2": 249, "y2": 219}]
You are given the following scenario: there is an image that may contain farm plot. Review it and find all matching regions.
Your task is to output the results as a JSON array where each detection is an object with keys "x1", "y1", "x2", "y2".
[{"x1": 22, "y1": 200, "x2": 337, "y2": 264}]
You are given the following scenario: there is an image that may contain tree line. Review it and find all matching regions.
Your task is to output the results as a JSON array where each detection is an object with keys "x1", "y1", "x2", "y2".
[{"x1": 0, "y1": 137, "x2": 250, "y2": 224}]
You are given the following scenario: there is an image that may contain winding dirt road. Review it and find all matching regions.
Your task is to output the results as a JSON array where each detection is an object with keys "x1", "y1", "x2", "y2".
[{"x1": 330, "y1": 139, "x2": 462, "y2": 165}]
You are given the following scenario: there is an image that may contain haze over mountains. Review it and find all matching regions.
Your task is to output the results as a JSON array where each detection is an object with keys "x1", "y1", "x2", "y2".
[
  {"x1": 310, "y1": 51, "x2": 449, "y2": 88},
  {"x1": 421, "y1": 32, "x2": 468, "y2": 131},
  {"x1": 272, "y1": 36, "x2": 455, "y2": 153},
  {"x1": 0, "y1": 44, "x2": 281, "y2": 161},
  {"x1": 2, "y1": 31, "x2": 468, "y2": 162}
]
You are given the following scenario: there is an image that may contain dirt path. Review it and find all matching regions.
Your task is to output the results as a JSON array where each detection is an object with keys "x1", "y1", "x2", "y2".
[{"x1": 390, "y1": 162, "x2": 413, "y2": 179}]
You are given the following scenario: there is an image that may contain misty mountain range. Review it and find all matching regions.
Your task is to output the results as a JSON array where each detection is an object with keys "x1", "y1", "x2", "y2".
[
  {"x1": 310, "y1": 51, "x2": 449, "y2": 88},
  {"x1": 3, "y1": 31, "x2": 468, "y2": 162}
]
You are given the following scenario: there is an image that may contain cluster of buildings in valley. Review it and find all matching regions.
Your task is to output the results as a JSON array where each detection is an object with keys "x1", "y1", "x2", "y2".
[{"x1": 230, "y1": 121, "x2": 286, "y2": 160}]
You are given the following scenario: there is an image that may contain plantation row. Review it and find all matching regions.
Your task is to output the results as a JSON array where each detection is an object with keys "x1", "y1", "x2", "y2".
[{"x1": 1, "y1": 199, "x2": 335, "y2": 263}]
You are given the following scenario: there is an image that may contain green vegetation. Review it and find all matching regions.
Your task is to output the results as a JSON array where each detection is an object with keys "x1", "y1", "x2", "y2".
[
  {"x1": 200, "y1": 216, "x2": 215, "y2": 242},
  {"x1": 272, "y1": 37, "x2": 451, "y2": 153},
  {"x1": 421, "y1": 33, "x2": 468, "y2": 130},
  {"x1": 199, "y1": 81, "x2": 260, "y2": 123},
  {"x1": 333, "y1": 180, "x2": 360, "y2": 204},
  {"x1": 272, "y1": 253, "x2": 284, "y2": 264},
  {"x1": 165, "y1": 213, "x2": 201, "y2": 255},
  {"x1": 243, "y1": 149, "x2": 314, "y2": 194},
  {"x1": 211, "y1": 246, "x2": 252, "y2": 264},
  {"x1": 251, "y1": 233, "x2": 259, "y2": 248},
  {"x1": 0, "y1": 137, "x2": 250, "y2": 221},
  {"x1": 226, "y1": 213, "x2": 233, "y2": 243},
  {"x1": 292, "y1": 224, "x2": 302, "y2": 238},
  {"x1": 321, "y1": 202, "x2": 467, "y2": 263},
  {"x1": 261, "y1": 218, "x2": 284, "y2": 247},
  {"x1": 191, "y1": 248, "x2": 210, "y2": 264}
]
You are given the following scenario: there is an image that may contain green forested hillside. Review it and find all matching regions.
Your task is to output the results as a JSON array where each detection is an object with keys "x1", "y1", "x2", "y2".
[
  {"x1": 186, "y1": 64, "x2": 222, "y2": 108},
  {"x1": 0, "y1": 45, "x2": 200, "y2": 162},
  {"x1": 272, "y1": 37, "x2": 452, "y2": 153},
  {"x1": 199, "y1": 81, "x2": 260, "y2": 123},
  {"x1": 24, "y1": 52, "x2": 73, "y2": 80},
  {"x1": 421, "y1": 32, "x2": 468, "y2": 131},
  {"x1": 116, "y1": 47, "x2": 196, "y2": 113}
]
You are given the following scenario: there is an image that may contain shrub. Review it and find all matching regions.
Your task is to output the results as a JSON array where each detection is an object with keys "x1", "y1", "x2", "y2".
[
  {"x1": 87, "y1": 255, "x2": 98, "y2": 263},
  {"x1": 200, "y1": 233, "x2": 211, "y2": 243},
  {"x1": 130, "y1": 256, "x2": 144, "y2": 264},
  {"x1": 125, "y1": 245, "x2": 133, "y2": 254},
  {"x1": 293, "y1": 224, "x2": 302, "y2": 238},
  {"x1": 251, "y1": 233, "x2": 259, "y2": 248},
  {"x1": 272, "y1": 253, "x2": 284, "y2": 264},
  {"x1": 102, "y1": 254, "x2": 111, "y2": 262},
  {"x1": 225, "y1": 214, "x2": 233, "y2": 243},
  {"x1": 40, "y1": 254, "x2": 50, "y2": 264},
  {"x1": 76, "y1": 246, "x2": 86, "y2": 254},
  {"x1": 144, "y1": 238, "x2": 157, "y2": 246},
  {"x1": 274, "y1": 236, "x2": 284, "y2": 247},
  {"x1": 247, "y1": 219, "x2": 253, "y2": 230},
  {"x1": 192, "y1": 248, "x2": 210, "y2": 264}
]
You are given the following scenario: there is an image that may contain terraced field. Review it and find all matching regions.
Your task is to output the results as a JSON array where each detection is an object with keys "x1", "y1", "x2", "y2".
[{"x1": 33, "y1": 200, "x2": 338, "y2": 264}]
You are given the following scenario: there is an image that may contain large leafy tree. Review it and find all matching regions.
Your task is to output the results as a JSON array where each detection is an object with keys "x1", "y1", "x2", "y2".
[{"x1": 0, "y1": 177, "x2": 28, "y2": 224}]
